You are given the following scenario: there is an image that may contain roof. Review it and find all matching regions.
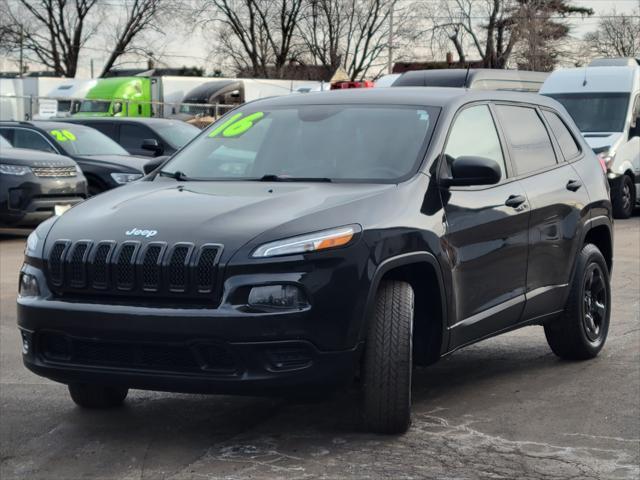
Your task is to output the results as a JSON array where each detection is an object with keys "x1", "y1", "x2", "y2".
[
  {"x1": 246, "y1": 87, "x2": 561, "y2": 111},
  {"x1": 58, "y1": 117, "x2": 186, "y2": 127},
  {"x1": 540, "y1": 66, "x2": 639, "y2": 94},
  {"x1": 393, "y1": 69, "x2": 549, "y2": 88},
  {"x1": 0, "y1": 120, "x2": 97, "y2": 131},
  {"x1": 182, "y1": 80, "x2": 242, "y2": 102}
]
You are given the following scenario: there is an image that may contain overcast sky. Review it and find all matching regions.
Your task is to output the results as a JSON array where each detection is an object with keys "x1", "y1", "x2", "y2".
[{"x1": 1, "y1": 0, "x2": 638, "y2": 78}]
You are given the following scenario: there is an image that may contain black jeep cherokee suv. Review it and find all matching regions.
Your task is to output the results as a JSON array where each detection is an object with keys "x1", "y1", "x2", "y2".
[{"x1": 17, "y1": 88, "x2": 613, "y2": 434}]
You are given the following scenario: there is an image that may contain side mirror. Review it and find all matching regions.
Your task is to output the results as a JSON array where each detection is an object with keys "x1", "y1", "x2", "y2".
[
  {"x1": 441, "y1": 155, "x2": 502, "y2": 187},
  {"x1": 141, "y1": 138, "x2": 164, "y2": 156},
  {"x1": 143, "y1": 157, "x2": 166, "y2": 175}
]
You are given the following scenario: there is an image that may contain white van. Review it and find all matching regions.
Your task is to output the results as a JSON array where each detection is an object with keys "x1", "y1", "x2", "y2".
[{"x1": 540, "y1": 61, "x2": 640, "y2": 218}]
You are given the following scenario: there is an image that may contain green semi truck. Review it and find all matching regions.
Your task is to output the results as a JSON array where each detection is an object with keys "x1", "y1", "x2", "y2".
[{"x1": 75, "y1": 76, "x2": 210, "y2": 118}]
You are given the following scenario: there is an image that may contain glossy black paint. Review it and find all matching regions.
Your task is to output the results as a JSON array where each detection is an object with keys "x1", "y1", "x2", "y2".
[
  {"x1": 17, "y1": 88, "x2": 613, "y2": 395},
  {"x1": 0, "y1": 121, "x2": 149, "y2": 191},
  {"x1": 0, "y1": 148, "x2": 86, "y2": 227}
]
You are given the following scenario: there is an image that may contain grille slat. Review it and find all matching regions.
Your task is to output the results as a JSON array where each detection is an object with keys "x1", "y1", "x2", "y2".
[
  {"x1": 46, "y1": 241, "x2": 221, "y2": 304},
  {"x1": 49, "y1": 242, "x2": 68, "y2": 286},
  {"x1": 168, "y1": 246, "x2": 191, "y2": 292},
  {"x1": 197, "y1": 246, "x2": 219, "y2": 293},
  {"x1": 115, "y1": 244, "x2": 137, "y2": 290},
  {"x1": 67, "y1": 242, "x2": 90, "y2": 287},
  {"x1": 32, "y1": 166, "x2": 77, "y2": 177},
  {"x1": 142, "y1": 245, "x2": 162, "y2": 291},
  {"x1": 92, "y1": 243, "x2": 112, "y2": 289}
]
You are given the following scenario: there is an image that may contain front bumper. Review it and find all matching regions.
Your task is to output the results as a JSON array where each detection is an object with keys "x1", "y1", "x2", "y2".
[
  {"x1": 0, "y1": 174, "x2": 87, "y2": 226},
  {"x1": 17, "y1": 263, "x2": 363, "y2": 395}
]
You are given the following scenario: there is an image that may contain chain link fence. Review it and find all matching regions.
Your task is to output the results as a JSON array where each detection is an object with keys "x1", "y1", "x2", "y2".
[{"x1": 0, "y1": 95, "x2": 237, "y2": 128}]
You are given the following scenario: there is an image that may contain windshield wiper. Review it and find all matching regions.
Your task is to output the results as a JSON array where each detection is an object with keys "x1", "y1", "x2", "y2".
[
  {"x1": 257, "y1": 174, "x2": 332, "y2": 182},
  {"x1": 158, "y1": 170, "x2": 191, "y2": 181}
]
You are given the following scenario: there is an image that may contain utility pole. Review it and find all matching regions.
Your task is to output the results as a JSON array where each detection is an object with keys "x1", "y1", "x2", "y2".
[
  {"x1": 90, "y1": 59, "x2": 94, "y2": 78},
  {"x1": 19, "y1": 25, "x2": 24, "y2": 77},
  {"x1": 387, "y1": 1, "x2": 395, "y2": 74}
]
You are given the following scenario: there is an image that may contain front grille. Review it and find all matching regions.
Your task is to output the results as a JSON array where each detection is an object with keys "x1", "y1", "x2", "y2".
[
  {"x1": 39, "y1": 332, "x2": 236, "y2": 374},
  {"x1": 31, "y1": 166, "x2": 77, "y2": 177},
  {"x1": 46, "y1": 240, "x2": 222, "y2": 304}
]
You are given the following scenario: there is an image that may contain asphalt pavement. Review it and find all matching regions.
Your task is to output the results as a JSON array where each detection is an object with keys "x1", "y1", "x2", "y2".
[{"x1": 0, "y1": 218, "x2": 638, "y2": 480}]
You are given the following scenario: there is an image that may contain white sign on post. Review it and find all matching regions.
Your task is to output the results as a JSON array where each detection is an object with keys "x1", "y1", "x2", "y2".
[{"x1": 38, "y1": 99, "x2": 58, "y2": 119}]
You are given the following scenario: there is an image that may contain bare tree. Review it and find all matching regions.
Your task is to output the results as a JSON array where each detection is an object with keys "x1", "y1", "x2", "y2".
[
  {"x1": 297, "y1": 0, "x2": 401, "y2": 81},
  {"x1": 584, "y1": 8, "x2": 640, "y2": 58},
  {"x1": 201, "y1": 0, "x2": 304, "y2": 79},
  {"x1": 99, "y1": 0, "x2": 171, "y2": 77},
  {"x1": 2, "y1": 0, "x2": 98, "y2": 77},
  {"x1": 428, "y1": 0, "x2": 592, "y2": 70}
]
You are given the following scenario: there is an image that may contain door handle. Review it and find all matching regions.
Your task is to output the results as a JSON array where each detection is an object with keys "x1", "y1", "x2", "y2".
[
  {"x1": 566, "y1": 179, "x2": 583, "y2": 192},
  {"x1": 505, "y1": 194, "x2": 527, "y2": 208}
]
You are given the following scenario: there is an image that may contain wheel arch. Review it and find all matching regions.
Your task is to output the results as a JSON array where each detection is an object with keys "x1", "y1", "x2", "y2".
[
  {"x1": 580, "y1": 216, "x2": 613, "y2": 273},
  {"x1": 363, "y1": 252, "x2": 449, "y2": 364}
]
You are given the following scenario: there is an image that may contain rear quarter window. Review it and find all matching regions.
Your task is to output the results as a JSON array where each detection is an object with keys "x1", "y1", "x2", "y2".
[
  {"x1": 542, "y1": 111, "x2": 580, "y2": 160},
  {"x1": 495, "y1": 105, "x2": 557, "y2": 176}
]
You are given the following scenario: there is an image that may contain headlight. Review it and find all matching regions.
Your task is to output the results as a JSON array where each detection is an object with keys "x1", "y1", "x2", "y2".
[
  {"x1": 18, "y1": 272, "x2": 40, "y2": 297},
  {"x1": 111, "y1": 172, "x2": 143, "y2": 184},
  {"x1": 0, "y1": 164, "x2": 31, "y2": 175},
  {"x1": 25, "y1": 229, "x2": 40, "y2": 257},
  {"x1": 252, "y1": 225, "x2": 359, "y2": 258}
]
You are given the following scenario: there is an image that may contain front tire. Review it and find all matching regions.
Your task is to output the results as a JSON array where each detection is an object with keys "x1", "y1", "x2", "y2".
[
  {"x1": 612, "y1": 174, "x2": 635, "y2": 219},
  {"x1": 68, "y1": 383, "x2": 128, "y2": 409},
  {"x1": 361, "y1": 280, "x2": 414, "y2": 434},
  {"x1": 544, "y1": 244, "x2": 611, "y2": 360}
]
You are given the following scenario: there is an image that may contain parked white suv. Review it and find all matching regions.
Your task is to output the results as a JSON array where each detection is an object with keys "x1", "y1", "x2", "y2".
[{"x1": 541, "y1": 60, "x2": 640, "y2": 218}]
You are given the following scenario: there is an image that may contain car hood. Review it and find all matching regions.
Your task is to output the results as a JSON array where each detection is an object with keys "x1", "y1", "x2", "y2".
[
  {"x1": 582, "y1": 132, "x2": 623, "y2": 152},
  {"x1": 43, "y1": 179, "x2": 395, "y2": 258},
  {"x1": 0, "y1": 148, "x2": 77, "y2": 167},
  {"x1": 73, "y1": 154, "x2": 151, "y2": 172}
]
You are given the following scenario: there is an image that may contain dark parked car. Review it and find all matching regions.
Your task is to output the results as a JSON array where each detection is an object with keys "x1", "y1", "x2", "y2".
[
  {"x1": 0, "y1": 121, "x2": 151, "y2": 195},
  {"x1": 58, "y1": 118, "x2": 200, "y2": 157},
  {"x1": 1, "y1": 136, "x2": 87, "y2": 227},
  {"x1": 18, "y1": 88, "x2": 613, "y2": 434}
]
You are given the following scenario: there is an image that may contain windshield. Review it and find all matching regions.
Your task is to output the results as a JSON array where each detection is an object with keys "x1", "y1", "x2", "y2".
[
  {"x1": 79, "y1": 100, "x2": 111, "y2": 113},
  {"x1": 45, "y1": 125, "x2": 129, "y2": 156},
  {"x1": 153, "y1": 121, "x2": 200, "y2": 148},
  {"x1": 545, "y1": 92, "x2": 630, "y2": 133},
  {"x1": 161, "y1": 104, "x2": 438, "y2": 182},
  {"x1": 0, "y1": 135, "x2": 11, "y2": 149}
]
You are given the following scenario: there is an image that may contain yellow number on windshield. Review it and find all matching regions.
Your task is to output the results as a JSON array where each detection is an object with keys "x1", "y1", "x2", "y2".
[
  {"x1": 208, "y1": 112, "x2": 265, "y2": 138},
  {"x1": 50, "y1": 129, "x2": 77, "y2": 142}
]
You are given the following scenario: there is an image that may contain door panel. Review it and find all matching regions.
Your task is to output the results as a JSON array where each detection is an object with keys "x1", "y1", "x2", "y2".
[
  {"x1": 494, "y1": 104, "x2": 590, "y2": 321},
  {"x1": 518, "y1": 163, "x2": 590, "y2": 319},
  {"x1": 443, "y1": 182, "x2": 530, "y2": 347},
  {"x1": 440, "y1": 104, "x2": 529, "y2": 349}
]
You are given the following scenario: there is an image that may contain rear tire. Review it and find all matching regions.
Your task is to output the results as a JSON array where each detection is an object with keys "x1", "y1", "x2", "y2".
[
  {"x1": 612, "y1": 174, "x2": 635, "y2": 219},
  {"x1": 544, "y1": 244, "x2": 610, "y2": 360},
  {"x1": 68, "y1": 383, "x2": 128, "y2": 409},
  {"x1": 361, "y1": 280, "x2": 414, "y2": 434}
]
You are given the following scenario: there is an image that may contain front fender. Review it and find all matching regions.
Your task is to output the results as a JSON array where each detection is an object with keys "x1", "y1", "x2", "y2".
[{"x1": 360, "y1": 251, "x2": 449, "y2": 356}]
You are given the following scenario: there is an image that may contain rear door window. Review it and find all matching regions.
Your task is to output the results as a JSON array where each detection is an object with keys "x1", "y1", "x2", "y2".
[
  {"x1": 120, "y1": 124, "x2": 155, "y2": 152},
  {"x1": 444, "y1": 104, "x2": 507, "y2": 181},
  {"x1": 0, "y1": 128, "x2": 56, "y2": 153},
  {"x1": 542, "y1": 111, "x2": 580, "y2": 160},
  {"x1": 495, "y1": 105, "x2": 557, "y2": 176},
  {"x1": 84, "y1": 122, "x2": 116, "y2": 139}
]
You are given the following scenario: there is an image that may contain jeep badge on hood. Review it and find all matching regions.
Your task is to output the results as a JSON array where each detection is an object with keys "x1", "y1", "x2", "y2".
[{"x1": 125, "y1": 228, "x2": 157, "y2": 238}]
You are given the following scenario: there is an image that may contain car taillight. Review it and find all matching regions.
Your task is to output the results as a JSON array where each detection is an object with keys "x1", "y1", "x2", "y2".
[
  {"x1": 330, "y1": 80, "x2": 374, "y2": 90},
  {"x1": 597, "y1": 155, "x2": 607, "y2": 173}
]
